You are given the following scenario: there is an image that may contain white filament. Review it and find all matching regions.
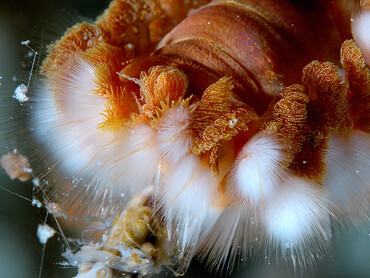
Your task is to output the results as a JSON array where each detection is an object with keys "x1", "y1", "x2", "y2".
[
  {"x1": 229, "y1": 134, "x2": 286, "y2": 203},
  {"x1": 158, "y1": 153, "x2": 221, "y2": 270},
  {"x1": 31, "y1": 57, "x2": 160, "y2": 218},
  {"x1": 352, "y1": 8, "x2": 370, "y2": 65},
  {"x1": 263, "y1": 177, "x2": 331, "y2": 245},
  {"x1": 324, "y1": 130, "x2": 370, "y2": 223},
  {"x1": 156, "y1": 106, "x2": 192, "y2": 165}
]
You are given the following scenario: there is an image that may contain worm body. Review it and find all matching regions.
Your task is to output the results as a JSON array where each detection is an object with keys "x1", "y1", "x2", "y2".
[
  {"x1": 137, "y1": 0, "x2": 344, "y2": 111},
  {"x1": 27, "y1": 0, "x2": 369, "y2": 276}
]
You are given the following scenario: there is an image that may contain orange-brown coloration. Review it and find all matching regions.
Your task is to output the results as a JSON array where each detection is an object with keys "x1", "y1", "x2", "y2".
[
  {"x1": 186, "y1": 77, "x2": 258, "y2": 172},
  {"x1": 41, "y1": 23, "x2": 111, "y2": 77},
  {"x1": 287, "y1": 39, "x2": 370, "y2": 183},
  {"x1": 97, "y1": 0, "x2": 166, "y2": 53},
  {"x1": 156, "y1": 0, "x2": 346, "y2": 113},
  {"x1": 40, "y1": 0, "x2": 370, "y2": 197},
  {"x1": 37, "y1": 0, "x2": 370, "y2": 274},
  {"x1": 261, "y1": 85, "x2": 309, "y2": 165},
  {"x1": 303, "y1": 61, "x2": 352, "y2": 132},
  {"x1": 86, "y1": 43, "x2": 138, "y2": 129},
  {"x1": 361, "y1": 0, "x2": 370, "y2": 7},
  {"x1": 1, "y1": 150, "x2": 32, "y2": 182},
  {"x1": 39, "y1": 0, "x2": 370, "y2": 194},
  {"x1": 138, "y1": 66, "x2": 188, "y2": 117},
  {"x1": 318, "y1": 0, "x2": 356, "y2": 40},
  {"x1": 97, "y1": 0, "x2": 212, "y2": 55},
  {"x1": 341, "y1": 40, "x2": 370, "y2": 132},
  {"x1": 289, "y1": 61, "x2": 352, "y2": 183},
  {"x1": 87, "y1": 193, "x2": 168, "y2": 273}
]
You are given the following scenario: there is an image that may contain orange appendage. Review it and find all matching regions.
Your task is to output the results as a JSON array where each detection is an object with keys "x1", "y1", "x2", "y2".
[
  {"x1": 189, "y1": 77, "x2": 244, "y2": 137},
  {"x1": 85, "y1": 43, "x2": 139, "y2": 129},
  {"x1": 361, "y1": 0, "x2": 370, "y2": 7},
  {"x1": 97, "y1": 0, "x2": 163, "y2": 51},
  {"x1": 41, "y1": 23, "x2": 111, "y2": 77},
  {"x1": 41, "y1": 24, "x2": 141, "y2": 130},
  {"x1": 341, "y1": 40, "x2": 370, "y2": 132},
  {"x1": 97, "y1": 0, "x2": 212, "y2": 52},
  {"x1": 303, "y1": 60, "x2": 352, "y2": 132},
  {"x1": 187, "y1": 77, "x2": 258, "y2": 172},
  {"x1": 261, "y1": 85, "x2": 309, "y2": 165},
  {"x1": 288, "y1": 49, "x2": 361, "y2": 183},
  {"x1": 138, "y1": 65, "x2": 188, "y2": 117}
]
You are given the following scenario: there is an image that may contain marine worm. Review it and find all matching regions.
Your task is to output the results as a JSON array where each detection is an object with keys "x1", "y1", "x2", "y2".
[{"x1": 22, "y1": 0, "x2": 370, "y2": 276}]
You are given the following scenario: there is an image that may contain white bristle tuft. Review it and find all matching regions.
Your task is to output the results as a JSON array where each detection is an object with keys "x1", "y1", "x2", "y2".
[
  {"x1": 324, "y1": 130, "x2": 370, "y2": 224},
  {"x1": 229, "y1": 134, "x2": 286, "y2": 203},
  {"x1": 197, "y1": 205, "x2": 255, "y2": 272},
  {"x1": 156, "y1": 106, "x2": 192, "y2": 165},
  {"x1": 263, "y1": 177, "x2": 331, "y2": 246},
  {"x1": 352, "y1": 8, "x2": 370, "y2": 64},
  {"x1": 32, "y1": 57, "x2": 111, "y2": 175},
  {"x1": 199, "y1": 177, "x2": 332, "y2": 271},
  {"x1": 157, "y1": 153, "x2": 221, "y2": 270},
  {"x1": 98, "y1": 124, "x2": 160, "y2": 194},
  {"x1": 31, "y1": 57, "x2": 160, "y2": 219}
]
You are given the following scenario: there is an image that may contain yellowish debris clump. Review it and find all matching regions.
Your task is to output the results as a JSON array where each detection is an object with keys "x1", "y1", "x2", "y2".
[{"x1": 73, "y1": 190, "x2": 168, "y2": 277}]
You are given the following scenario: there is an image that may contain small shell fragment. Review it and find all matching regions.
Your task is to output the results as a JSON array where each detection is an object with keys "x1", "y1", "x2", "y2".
[{"x1": 76, "y1": 262, "x2": 113, "y2": 278}]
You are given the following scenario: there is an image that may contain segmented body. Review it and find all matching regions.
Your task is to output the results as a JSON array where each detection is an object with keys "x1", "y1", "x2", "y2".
[{"x1": 32, "y1": 0, "x2": 369, "y2": 275}]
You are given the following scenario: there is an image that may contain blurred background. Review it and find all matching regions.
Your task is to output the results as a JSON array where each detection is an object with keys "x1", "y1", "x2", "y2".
[{"x1": 0, "y1": 0, "x2": 369, "y2": 277}]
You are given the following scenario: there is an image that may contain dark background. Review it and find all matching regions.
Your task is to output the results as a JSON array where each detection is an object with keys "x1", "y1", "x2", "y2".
[{"x1": 0, "y1": 0, "x2": 369, "y2": 277}]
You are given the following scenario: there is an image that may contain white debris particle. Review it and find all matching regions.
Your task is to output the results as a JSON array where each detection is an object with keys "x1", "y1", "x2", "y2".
[
  {"x1": 13, "y1": 84, "x2": 29, "y2": 103},
  {"x1": 1, "y1": 149, "x2": 32, "y2": 181},
  {"x1": 12, "y1": 76, "x2": 17, "y2": 81},
  {"x1": 125, "y1": 43, "x2": 134, "y2": 50},
  {"x1": 32, "y1": 198, "x2": 42, "y2": 208},
  {"x1": 228, "y1": 118, "x2": 238, "y2": 128},
  {"x1": 21, "y1": 40, "x2": 30, "y2": 46},
  {"x1": 37, "y1": 224, "x2": 56, "y2": 244},
  {"x1": 32, "y1": 177, "x2": 40, "y2": 187}
]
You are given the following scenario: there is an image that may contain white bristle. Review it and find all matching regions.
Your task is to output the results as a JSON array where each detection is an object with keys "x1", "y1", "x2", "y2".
[
  {"x1": 97, "y1": 124, "x2": 160, "y2": 193},
  {"x1": 32, "y1": 57, "x2": 111, "y2": 175},
  {"x1": 229, "y1": 134, "x2": 286, "y2": 203},
  {"x1": 156, "y1": 106, "x2": 192, "y2": 165},
  {"x1": 199, "y1": 176, "x2": 331, "y2": 271},
  {"x1": 262, "y1": 177, "x2": 331, "y2": 246},
  {"x1": 197, "y1": 205, "x2": 255, "y2": 272},
  {"x1": 31, "y1": 57, "x2": 160, "y2": 218},
  {"x1": 352, "y1": 8, "x2": 370, "y2": 64},
  {"x1": 324, "y1": 130, "x2": 370, "y2": 223},
  {"x1": 157, "y1": 153, "x2": 221, "y2": 270}
]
